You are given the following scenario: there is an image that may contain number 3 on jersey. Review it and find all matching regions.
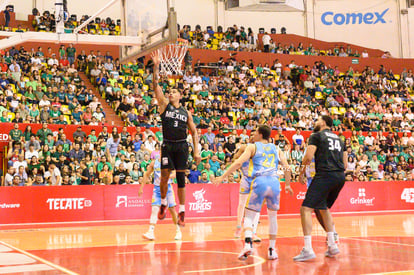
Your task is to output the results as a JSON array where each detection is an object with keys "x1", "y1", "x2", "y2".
[
  {"x1": 174, "y1": 121, "x2": 178, "y2": 127},
  {"x1": 328, "y1": 138, "x2": 341, "y2": 151}
]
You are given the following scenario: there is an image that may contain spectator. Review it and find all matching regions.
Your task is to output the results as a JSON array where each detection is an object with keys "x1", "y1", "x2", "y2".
[
  {"x1": 79, "y1": 161, "x2": 92, "y2": 185},
  {"x1": 44, "y1": 163, "x2": 61, "y2": 186}
]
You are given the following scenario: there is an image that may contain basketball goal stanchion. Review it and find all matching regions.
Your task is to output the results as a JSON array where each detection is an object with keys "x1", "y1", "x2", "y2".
[{"x1": 155, "y1": 38, "x2": 188, "y2": 76}]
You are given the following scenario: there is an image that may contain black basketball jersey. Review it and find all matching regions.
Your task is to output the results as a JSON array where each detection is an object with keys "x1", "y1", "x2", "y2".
[
  {"x1": 308, "y1": 129, "x2": 345, "y2": 174},
  {"x1": 161, "y1": 103, "x2": 189, "y2": 141}
]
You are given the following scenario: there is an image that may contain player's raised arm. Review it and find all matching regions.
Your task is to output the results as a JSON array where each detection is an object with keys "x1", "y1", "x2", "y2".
[
  {"x1": 299, "y1": 145, "x2": 317, "y2": 185},
  {"x1": 278, "y1": 148, "x2": 293, "y2": 196},
  {"x1": 139, "y1": 160, "x2": 155, "y2": 196},
  {"x1": 213, "y1": 144, "x2": 255, "y2": 184},
  {"x1": 151, "y1": 53, "x2": 168, "y2": 113},
  {"x1": 187, "y1": 112, "x2": 201, "y2": 165}
]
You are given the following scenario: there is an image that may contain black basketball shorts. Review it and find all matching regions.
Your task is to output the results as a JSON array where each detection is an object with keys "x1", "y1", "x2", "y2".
[
  {"x1": 161, "y1": 141, "x2": 189, "y2": 170},
  {"x1": 302, "y1": 172, "x2": 345, "y2": 210}
]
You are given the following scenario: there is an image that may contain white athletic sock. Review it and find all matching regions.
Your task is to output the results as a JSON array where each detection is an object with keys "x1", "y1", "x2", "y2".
[
  {"x1": 327, "y1": 232, "x2": 335, "y2": 247},
  {"x1": 304, "y1": 235, "x2": 312, "y2": 251},
  {"x1": 176, "y1": 224, "x2": 180, "y2": 232},
  {"x1": 161, "y1": 198, "x2": 167, "y2": 206},
  {"x1": 179, "y1": 205, "x2": 185, "y2": 213},
  {"x1": 332, "y1": 224, "x2": 336, "y2": 234},
  {"x1": 149, "y1": 225, "x2": 155, "y2": 232},
  {"x1": 269, "y1": 239, "x2": 276, "y2": 249},
  {"x1": 252, "y1": 212, "x2": 260, "y2": 234}
]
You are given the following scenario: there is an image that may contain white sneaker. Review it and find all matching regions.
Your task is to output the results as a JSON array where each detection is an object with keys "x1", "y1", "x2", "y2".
[
  {"x1": 238, "y1": 243, "x2": 253, "y2": 260},
  {"x1": 143, "y1": 231, "x2": 155, "y2": 241},
  {"x1": 175, "y1": 230, "x2": 182, "y2": 241},
  {"x1": 268, "y1": 247, "x2": 278, "y2": 260},
  {"x1": 293, "y1": 248, "x2": 316, "y2": 262},
  {"x1": 325, "y1": 244, "x2": 340, "y2": 257}
]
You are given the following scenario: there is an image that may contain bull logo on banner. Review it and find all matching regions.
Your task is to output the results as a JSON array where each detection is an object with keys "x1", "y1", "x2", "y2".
[{"x1": 189, "y1": 189, "x2": 212, "y2": 213}]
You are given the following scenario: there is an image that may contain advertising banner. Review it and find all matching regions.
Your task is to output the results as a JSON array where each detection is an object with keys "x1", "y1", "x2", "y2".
[
  {"x1": 30, "y1": 186, "x2": 105, "y2": 223},
  {"x1": 0, "y1": 187, "x2": 33, "y2": 223},
  {"x1": 104, "y1": 185, "x2": 153, "y2": 220},
  {"x1": 185, "y1": 184, "x2": 232, "y2": 217},
  {"x1": 313, "y1": 0, "x2": 399, "y2": 57},
  {"x1": 0, "y1": 182, "x2": 412, "y2": 224}
]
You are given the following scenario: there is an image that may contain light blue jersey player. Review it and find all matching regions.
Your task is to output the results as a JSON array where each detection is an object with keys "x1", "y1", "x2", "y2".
[
  {"x1": 213, "y1": 125, "x2": 293, "y2": 261},
  {"x1": 234, "y1": 137, "x2": 261, "y2": 241},
  {"x1": 246, "y1": 142, "x2": 281, "y2": 212},
  {"x1": 139, "y1": 156, "x2": 181, "y2": 241}
]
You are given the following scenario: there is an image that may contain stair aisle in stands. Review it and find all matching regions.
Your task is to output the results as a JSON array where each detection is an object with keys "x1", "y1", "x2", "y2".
[{"x1": 78, "y1": 71, "x2": 125, "y2": 127}]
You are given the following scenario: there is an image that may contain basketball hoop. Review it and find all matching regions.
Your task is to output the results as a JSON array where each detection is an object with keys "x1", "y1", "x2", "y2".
[{"x1": 155, "y1": 38, "x2": 188, "y2": 76}]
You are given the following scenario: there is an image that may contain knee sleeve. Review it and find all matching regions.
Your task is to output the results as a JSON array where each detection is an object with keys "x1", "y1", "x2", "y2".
[
  {"x1": 150, "y1": 206, "x2": 159, "y2": 224},
  {"x1": 268, "y1": 209, "x2": 278, "y2": 236},
  {"x1": 176, "y1": 172, "x2": 186, "y2": 188}
]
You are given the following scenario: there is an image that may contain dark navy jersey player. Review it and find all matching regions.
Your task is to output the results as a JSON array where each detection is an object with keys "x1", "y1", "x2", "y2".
[
  {"x1": 152, "y1": 53, "x2": 201, "y2": 227},
  {"x1": 294, "y1": 115, "x2": 348, "y2": 262}
]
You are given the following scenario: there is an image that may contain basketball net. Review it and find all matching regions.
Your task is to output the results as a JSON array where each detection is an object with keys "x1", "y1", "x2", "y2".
[{"x1": 156, "y1": 38, "x2": 188, "y2": 76}]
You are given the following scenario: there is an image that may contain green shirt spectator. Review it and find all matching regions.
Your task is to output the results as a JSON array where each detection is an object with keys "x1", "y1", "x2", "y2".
[
  {"x1": 201, "y1": 169, "x2": 215, "y2": 181},
  {"x1": 97, "y1": 161, "x2": 113, "y2": 172},
  {"x1": 88, "y1": 134, "x2": 97, "y2": 143},
  {"x1": 36, "y1": 125, "x2": 53, "y2": 143},
  {"x1": 9, "y1": 127, "x2": 22, "y2": 142}
]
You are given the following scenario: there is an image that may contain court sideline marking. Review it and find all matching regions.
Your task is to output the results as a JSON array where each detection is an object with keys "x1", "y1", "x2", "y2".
[
  {"x1": 117, "y1": 250, "x2": 266, "y2": 273},
  {"x1": 0, "y1": 241, "x2": 79, "y2": 275},
  {"x1": 1, "y1": 209, "x2": 413, "y2": 228},
  {"x1": 342, "y1": 237, "x2": 414, "y2": 248},
  {"x1": 363, "y1": 270, "x2": 414, "y2": 275}
]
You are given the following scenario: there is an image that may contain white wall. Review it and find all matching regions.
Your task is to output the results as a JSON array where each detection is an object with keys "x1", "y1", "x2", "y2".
[
  {"x1": 224, "y1": 10, "x2": 305, "y2": 35},
  {"x1": 408, "y1": 8, "x2": 414, "y2": 58},
  {"x1": 174, "y1": 0, "x2": 215, "y2": 29},
  {"x1": 310, "y1": 0, "x2": 401, "y2": 57}
]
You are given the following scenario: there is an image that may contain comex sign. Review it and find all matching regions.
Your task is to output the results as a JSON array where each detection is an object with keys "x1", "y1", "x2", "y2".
[{"x1": 321, "y1": 9, "x2": 389, "y2": 26}]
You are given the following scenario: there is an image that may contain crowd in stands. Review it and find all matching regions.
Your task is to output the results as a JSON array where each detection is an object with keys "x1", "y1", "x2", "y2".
[
  {"x1": 0, "y1": 44, "x2": 114, "y2": 125},
  {"x1": 180, "y1": 24, "x2": 392, "y2": 58},
  {"x1": 4, "y1": 119, "x2": 414, "y2": 187}
]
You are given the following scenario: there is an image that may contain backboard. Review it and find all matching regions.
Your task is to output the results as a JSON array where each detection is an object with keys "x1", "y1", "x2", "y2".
[{"x1": 120, "y1": 0, "x2": 178, "y2": 63}]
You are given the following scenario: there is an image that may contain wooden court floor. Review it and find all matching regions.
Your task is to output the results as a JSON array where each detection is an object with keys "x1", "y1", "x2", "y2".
[{"x1": 0, "y1": 212, "x2": 413, "y2": 275}]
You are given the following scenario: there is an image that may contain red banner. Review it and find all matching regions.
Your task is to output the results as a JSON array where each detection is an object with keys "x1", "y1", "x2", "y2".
[
  {"x1": 104, "y1": 185, "x2": 153, "y2": 220},
  {"x1": 31, "y1": 185, "x2": 105, "y2": 223},
  {"x1": 0, "y1": 181, "x2": 413, "y2": 224}
]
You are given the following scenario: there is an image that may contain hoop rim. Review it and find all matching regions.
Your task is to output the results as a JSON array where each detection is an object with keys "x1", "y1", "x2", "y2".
[{"x1": 176, "y1": 38, "x2": 189, "y2": 45}]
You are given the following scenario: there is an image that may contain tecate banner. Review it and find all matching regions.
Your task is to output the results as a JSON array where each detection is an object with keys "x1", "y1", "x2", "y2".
[
  {"x1": 321, "y1": 9, "x2": 389, "y2": 26},
  {"x1": 0, "y1": 182, "x2": 413, "y2": 224}
]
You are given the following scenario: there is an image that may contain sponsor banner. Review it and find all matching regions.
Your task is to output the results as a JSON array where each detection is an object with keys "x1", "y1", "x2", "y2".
[
  {"x1": 31, "y1": 186, "x2": 104, "y2": 223},
  {"x1": 0, "y1": 182, "x2": 412, "y2": 224},
  {"x1": 104, "y1": 185, "x2": 152, "y2": 220},
  {"x1": 185, "y1": 184, "x2": 231, "y2": 217},
  {"x1": 279, "y1": 182, "x2": 308, "y2": 214},
  {"x1": 0, "y1": 187, "x2": 33, "y2": 223}
]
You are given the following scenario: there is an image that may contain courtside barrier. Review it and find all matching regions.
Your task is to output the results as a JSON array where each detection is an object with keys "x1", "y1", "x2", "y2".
[{"x1": 0, "y1": 181, "x2": 412, "y2": 224}]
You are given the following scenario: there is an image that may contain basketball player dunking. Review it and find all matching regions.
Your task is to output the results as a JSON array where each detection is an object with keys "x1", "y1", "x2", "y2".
[{"x1": 152, "y1": 54, "x2": 201, "y2": 227}]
